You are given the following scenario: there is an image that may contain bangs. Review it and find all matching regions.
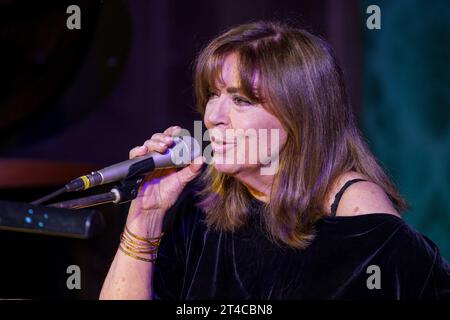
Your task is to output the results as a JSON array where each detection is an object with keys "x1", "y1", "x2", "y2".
[{"x1": 195, "y1": 46, "x2": 266, "y2": 113}]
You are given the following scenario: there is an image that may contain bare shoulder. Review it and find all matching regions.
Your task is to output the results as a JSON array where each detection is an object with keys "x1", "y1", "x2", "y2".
[{"x1": 324, "y1": 171, "x2": 401, "y2": 218}]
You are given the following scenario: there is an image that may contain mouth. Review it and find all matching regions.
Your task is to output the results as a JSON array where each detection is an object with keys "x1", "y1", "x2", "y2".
[
  {"x1": 210, "y1": 135, "x2": 236, "y2": 144},
  {"x1": 210, "y1": 140, "x2": 236, "y2": 153}
]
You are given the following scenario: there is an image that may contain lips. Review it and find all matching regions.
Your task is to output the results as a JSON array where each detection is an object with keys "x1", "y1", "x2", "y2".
[
  {"x1": 210, "y1": 140, "x2": 235, "y2": 153},
  {"x1": 210, "y1": 135, "x2": 236, "y2": 145}
]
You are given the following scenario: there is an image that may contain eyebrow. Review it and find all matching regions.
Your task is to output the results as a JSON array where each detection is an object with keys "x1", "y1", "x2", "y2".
[
  {"x1": 224, "y1": 86, "x2": 262, "y2": 101},
  {"x1": 225, "y1": 87, "x2": 242, "y2": 94}
]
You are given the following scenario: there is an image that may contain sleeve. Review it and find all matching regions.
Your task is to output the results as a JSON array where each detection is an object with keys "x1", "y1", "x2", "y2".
[
  {"x1": 396, "y1": 226, "x2": 450, "y2": 299},
  {"x1": 417, "y1": 236, "x2": 450, "y2": 299},
  {"x1": 152, "y1": 214, "x2": 185, "y2": 300},
  {"x1": 152, "y1": 180, "x2": 203, "y2": 300}
]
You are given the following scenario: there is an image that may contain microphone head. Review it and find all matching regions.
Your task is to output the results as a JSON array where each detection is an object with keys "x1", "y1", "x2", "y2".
[
  {"x1": 152, "y1": 135, "x2": 201, "y2": 168},
  {"x1": 173, "y1": 135, "x2": 202, "y2": 164}
]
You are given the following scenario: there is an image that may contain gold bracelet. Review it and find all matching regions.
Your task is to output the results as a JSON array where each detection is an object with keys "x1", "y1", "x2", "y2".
[
  {"x1": 121, "y1": 231, "x2": 161, "y2": 247},
  {"x1": 118, "y1": 225, "x2": 163, "y2": 263},
  {"x1": 120, "y1": 237, "x2": 159, "y2": 254},
  {"x1": 120, "y1": 232, "x2": 156, "y2": 247},
  {"x1": 125, "y1": 225, "x2": 164, "y2": 243},
  {"x1": 118, "y1": 243, "x2": 156, "y2": 263}
]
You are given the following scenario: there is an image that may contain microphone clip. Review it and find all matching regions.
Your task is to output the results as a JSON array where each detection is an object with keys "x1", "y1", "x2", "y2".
[
  {"x1": 46, "y1": 176, "x2": 145, "y2": 210},
  {"x1": 110, "y1": 176, "x2": 145, "y2": 204}
]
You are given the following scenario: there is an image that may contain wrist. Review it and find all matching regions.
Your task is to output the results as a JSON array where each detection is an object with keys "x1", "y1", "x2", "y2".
[
  {"x1": 126, "y1": 202, "x2": 165, "y2": 239},
  {"x1": 119, "y1": 225, "x2": 163, "y2": 263}
]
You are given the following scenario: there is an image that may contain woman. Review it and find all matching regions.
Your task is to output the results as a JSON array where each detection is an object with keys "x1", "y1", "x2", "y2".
[{"x1": 100, "y1": 21, "x2": 450, "y2": 299}]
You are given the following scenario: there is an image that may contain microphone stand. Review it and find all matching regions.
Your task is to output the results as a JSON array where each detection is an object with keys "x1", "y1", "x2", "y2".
[{"x1": 47, "y1": 176, "x2": 144, "y2": 209}]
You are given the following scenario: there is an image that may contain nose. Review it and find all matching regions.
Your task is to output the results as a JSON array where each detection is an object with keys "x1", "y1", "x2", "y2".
[{"x1": 206, "y1": 96, "x2": 230, "y2": 127}]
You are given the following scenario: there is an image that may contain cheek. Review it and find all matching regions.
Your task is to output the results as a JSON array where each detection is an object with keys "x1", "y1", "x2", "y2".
[
  {"x1": 253, "y1": 114, "x2": 287, "y2": 155},
  {"x1": 228, "y1": 109, "x2": 256, "y2": 131},
  {"x1": 230, "y1": 110, "x2": 287, "y2": 159},
  {"x1": 230, "y1": 109, "x2": 285, "y2": 139},
  {"x1": 277, "y1": 125, "x2": 288, "y2": 147},
  {"x1": 203, "y1": 104, "x2": 212, "y2": 129},
  {"x1": 262, "y1": 113, "x2": 287, "y2": 144}
]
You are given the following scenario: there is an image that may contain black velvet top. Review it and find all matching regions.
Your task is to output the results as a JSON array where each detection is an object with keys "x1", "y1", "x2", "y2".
[{"x1": 153, "y1": 179, "x2": 450, "y2": 300}]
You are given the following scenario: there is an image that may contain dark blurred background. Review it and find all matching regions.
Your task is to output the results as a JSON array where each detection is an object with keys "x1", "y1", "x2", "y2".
[{"x1": 0, "y1": 0, "x2": 448, "y2": 299}]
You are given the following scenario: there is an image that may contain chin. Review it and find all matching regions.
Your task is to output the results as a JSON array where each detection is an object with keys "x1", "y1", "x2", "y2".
[
  {"x1": 212, "y1": 157, "x2": 260, "y2": 177},
  {"x1": 212, "y1": 162, "x2": 242, "y2": 175}
]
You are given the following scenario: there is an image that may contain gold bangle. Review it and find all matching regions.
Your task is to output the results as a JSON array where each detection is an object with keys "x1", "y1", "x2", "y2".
[
  {"x1": 120, "y1": 240, "x2": 159, "y2": 255},
  {"x1": 119, "y1": 243, "x2": 156, "y2": 263},
  {"x1": 118, "y1": 225, "x2": 163, "y2": 263},
  {"x1": 124, "y1": 225, "x2": 164, "y2": 243},
  {"x1": 120, "y1": 232, "x2": 154, "y2": 247},
  {"x1": 121, "y1": 231, "x2": 161, "y2": 247}
]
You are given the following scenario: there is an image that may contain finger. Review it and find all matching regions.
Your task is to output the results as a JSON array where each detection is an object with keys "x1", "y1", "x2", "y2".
[
  {"x1": 129, "y1": 145, "x2": 148, "y2": 159},
  {"x1": 163, "y1": 125, "x2": 182, "y2": 136},
  {"x1": 143, "y1": 139, "x2": 171, "y2": 154},
  {"x1": 176, "y1": 156, "x2": 204, "y2": 186},
  {"x1": 151, "y1": 132, "x2": 174, "y2": 145}
]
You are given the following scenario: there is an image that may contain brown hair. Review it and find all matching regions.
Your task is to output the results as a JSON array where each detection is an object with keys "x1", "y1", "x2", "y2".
[{"x1": 193, "y1": 21, "x2": 408, "y2": 249}]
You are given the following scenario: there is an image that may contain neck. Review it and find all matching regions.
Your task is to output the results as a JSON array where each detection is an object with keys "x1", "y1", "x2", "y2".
[{"x1": 235, "y1": 169, "x2": 274, "y2": 203}]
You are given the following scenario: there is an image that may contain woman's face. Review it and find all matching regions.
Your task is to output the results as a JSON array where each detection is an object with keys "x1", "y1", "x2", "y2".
[{"x1": 204, "y1": 53, "x2": 287, "y2": 177}]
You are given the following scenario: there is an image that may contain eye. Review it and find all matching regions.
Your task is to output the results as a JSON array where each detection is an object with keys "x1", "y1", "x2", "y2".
[
  {"x1": 207, "y1": 91, "x2": 220, "y2": 99},
  {"x1": 232, "y1": 95, "x2": 253, "y2": 106}
]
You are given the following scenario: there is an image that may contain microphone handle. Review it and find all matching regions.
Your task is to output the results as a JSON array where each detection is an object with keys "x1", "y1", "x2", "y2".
[
  {"x1": 100, "y1": 155, "x2": 156, "y2": 184},
  {"x1": 65, "y1": 155, "x2": 156, "y2": 192},
  {"x1": 65, "y1": 135, "x2": 196, "y2": 192}
]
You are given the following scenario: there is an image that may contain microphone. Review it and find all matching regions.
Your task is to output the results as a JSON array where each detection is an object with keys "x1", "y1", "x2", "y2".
[{"x1": 65, "y1": 135, "x2": 201, "y2": 192}]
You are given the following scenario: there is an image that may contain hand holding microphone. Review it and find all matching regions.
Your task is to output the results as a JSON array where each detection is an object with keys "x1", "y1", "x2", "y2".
[
  {"x1": 125, "y1": 126, "x2": 204, "y2": 236},
  {"x1": 64, "y1": 127, "x2": 202, "y2": 192},
  {"x1": 31, "y1": 126, "x2": 203, "y2": 236}
]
